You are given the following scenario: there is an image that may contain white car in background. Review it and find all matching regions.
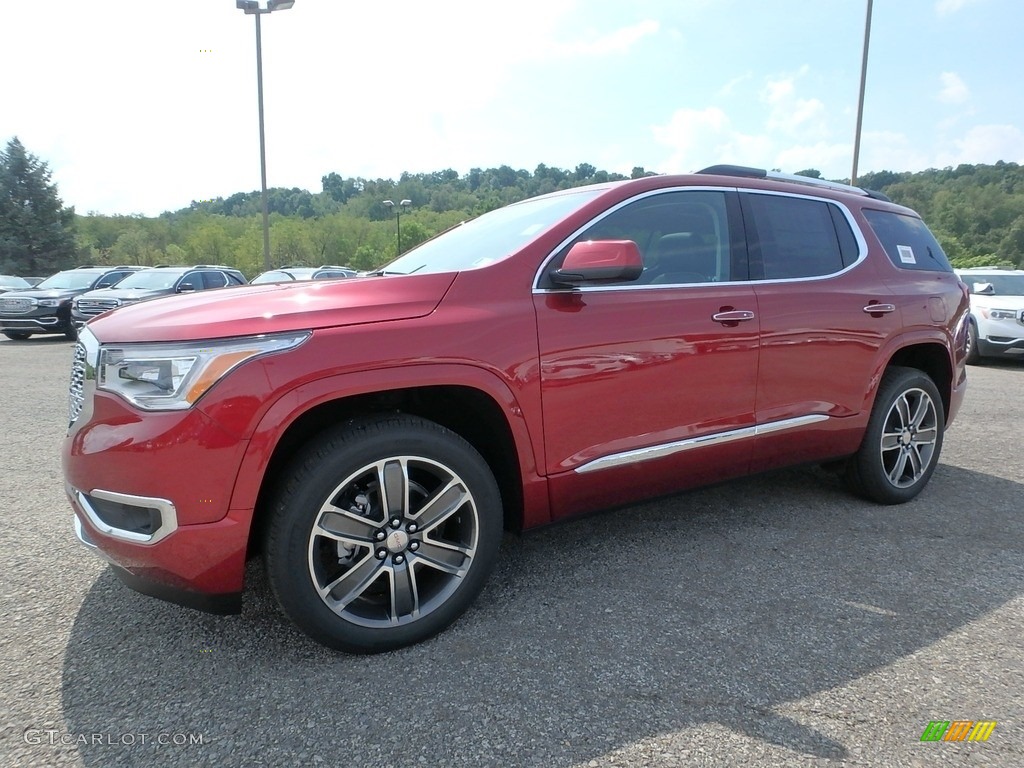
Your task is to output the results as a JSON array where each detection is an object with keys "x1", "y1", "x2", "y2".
[{"x1": 956, "y1": 267, "x2": 1024, "y2": 364}]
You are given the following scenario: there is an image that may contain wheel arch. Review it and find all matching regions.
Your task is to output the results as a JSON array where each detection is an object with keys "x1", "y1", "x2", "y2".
[
  {"x1": 884, "y1": 341, "x2": 954, "y2": 419},
  {"x1": 235, "y1": 368, "x2": 545, "y2": 558}
]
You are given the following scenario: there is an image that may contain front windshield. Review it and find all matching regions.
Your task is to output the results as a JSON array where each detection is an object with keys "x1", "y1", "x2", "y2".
[
  {"x1": 0, "y1": 276, "x2": 30, "y2": 289},
  {"x1": 36, "y1": 271, "x2": 102, "y2": 290},
  {"x1": 972, "y1": 274, "x2": 1024, "y2": 296},
  {"x1": 114, "y1": 271, "x2": 185, "y2": 290},
  {"x1": 252, "y1": 270, "x2": 296, "y2": 284},
  {"x1": 381, "y1": 188, "x2": 604, "y2": 276}
]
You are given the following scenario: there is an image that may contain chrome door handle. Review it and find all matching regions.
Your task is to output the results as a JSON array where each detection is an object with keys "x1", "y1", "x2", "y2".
[
  {"x1": 862, "y1": 303, "x2": 896, "y2": 314},
  {"x1": 712, "y1": 310, "x2": 756, "y2": 323}
]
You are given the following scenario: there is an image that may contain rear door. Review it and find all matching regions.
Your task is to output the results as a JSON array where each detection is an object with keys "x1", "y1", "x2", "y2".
[
  {"x1": 533, "y1": 188, "x2": 761, "y2": 517},
  {"x1": 741, "y1": 191, "x2": 901, "y2": 471}
]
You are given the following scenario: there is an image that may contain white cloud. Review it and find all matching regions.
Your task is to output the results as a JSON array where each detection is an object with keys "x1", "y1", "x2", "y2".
[
  {"x1": 938, "y1": 72, "x2": 970, "y2": 104},
  {"x1": 652, "y1": 107, "x2": 772, "y2": 172},
  {"x1": 935, "y1": 0, "x2": 983, "y2": 16},
  {"x1": 553, "y1": 20, "x2": 660, "y2": 57},
  {"x1": 761, "y1": 73, "x2": 828, "y2": 138},
  {"x1": 935, "y1": 124, "x2": 1024, "y2": 167}
]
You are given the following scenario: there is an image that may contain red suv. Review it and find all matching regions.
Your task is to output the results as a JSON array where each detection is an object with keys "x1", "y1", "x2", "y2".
[{"x1": 63, "y1": 167, "x2": 969, "y2": 652}]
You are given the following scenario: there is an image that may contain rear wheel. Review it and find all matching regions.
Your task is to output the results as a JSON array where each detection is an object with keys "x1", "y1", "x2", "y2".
[
  {"x1": 3, "y1": 331, "x2": 30, "y2": 340},
  {"x1": 264, "y1": 415, "x2": 502, "y2": 653},
  {"x1": 844, "y1": 366, "x2": 944, "y2": 504},
  {"x1": 965, "y1": 320, "x2": 982, "y2": 365}
]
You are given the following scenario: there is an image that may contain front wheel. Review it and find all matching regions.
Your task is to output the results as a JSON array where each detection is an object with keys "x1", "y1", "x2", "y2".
[
  {"x1": 3, "y1": 331, "x2": 30, "y2": 340},
  {"x1": 844, "y1": 366, "x2": 944, "y2": 504},
  {"x1": 264, "y1": 415, "x2": 502, "y2": 653}
]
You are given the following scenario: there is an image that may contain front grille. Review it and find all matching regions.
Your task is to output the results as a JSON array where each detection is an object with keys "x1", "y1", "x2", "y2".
[
  {"x1": 0, "y1": 297, "x2": 34, "y2": 314},
  {"x1": 75, "y1": 298, "x2": 119, "y2": 316},
  {"x1": 69, "y1": 341, "x2": 86, "y2": 425}
]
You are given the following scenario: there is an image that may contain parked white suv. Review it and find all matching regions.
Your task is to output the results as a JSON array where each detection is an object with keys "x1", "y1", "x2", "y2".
[{"x1": 956, "y1": 267, "x2": 1024, "y2": 364}]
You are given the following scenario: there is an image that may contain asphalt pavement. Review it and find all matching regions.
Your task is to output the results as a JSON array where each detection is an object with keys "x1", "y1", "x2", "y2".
[{"x1": 0, "y1": 335, "x2": 1021, "y2": 767}]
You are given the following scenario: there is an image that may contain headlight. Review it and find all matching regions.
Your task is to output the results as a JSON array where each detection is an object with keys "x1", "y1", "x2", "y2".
[
  {"x1": 38, "y1": 299, "x2": 64, "y2": 307},
  {"x1": 984, "y1": 308, "x2": 1018, "y2": 320},
  {"x1": 96, "y1": 332, "x2": 309, "y2": 410}
]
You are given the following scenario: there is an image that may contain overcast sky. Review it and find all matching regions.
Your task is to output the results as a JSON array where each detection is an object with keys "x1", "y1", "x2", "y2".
[{"x1": 2, "y1": 0, "x2": 1021, "y2": 216}]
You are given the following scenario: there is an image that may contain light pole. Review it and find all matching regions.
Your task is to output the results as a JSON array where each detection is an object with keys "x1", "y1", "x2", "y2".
[
  {"x1": 382, "y1": 199, "x2": 412, "y2": 255},
  {"x1": 851, "y1": 0, "x2": 873, "y2": 186},
  {"x1": 236, "y1": 0, "x2": 295, "y2": 271}
]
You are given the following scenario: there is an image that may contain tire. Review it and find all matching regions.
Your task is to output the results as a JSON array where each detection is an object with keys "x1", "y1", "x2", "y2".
[
  {"x1": 64, "y1": 327, "x2": 78, "y2": 341},
  {"x1": 3, "y1": 331, "x2": 30, "y2": 340},
  {"x1": 844, "y1": 366, "x2": 944, "y2": 505},
  {"x1": 965, "y1": 320, "x2": 982, "y2": 365},
  {"x1": 264, "y1": 415, "x2": 502, "y2": 653}
]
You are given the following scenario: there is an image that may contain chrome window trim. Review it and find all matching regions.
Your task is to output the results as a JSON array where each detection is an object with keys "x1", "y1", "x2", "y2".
[
  {"x1": 574, "y1": 414, "x2": 829, "y2": 474},
  {"x1": 72, "y1": 487, "x2": 178, "y2": 545},
  {"x1": 740, "y1": 189, "x2": 869, "y2": 284},
  {"x1": 532, "y1": 186, "x2": 869, "y2": 293}
]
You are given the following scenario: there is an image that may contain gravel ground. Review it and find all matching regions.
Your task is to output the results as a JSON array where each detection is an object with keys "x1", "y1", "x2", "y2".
[{"x1": 0, "y1": 335, "x2": 1021, "y2": 768}]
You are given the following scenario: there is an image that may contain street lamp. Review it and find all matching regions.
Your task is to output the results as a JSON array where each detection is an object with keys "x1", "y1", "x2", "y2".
[
  {"x1": 382, "y1": 199, "x2": 412, "y2": 255},
  {"x1": 236, "y1": 0, "x2": 295, "y2": 271}
]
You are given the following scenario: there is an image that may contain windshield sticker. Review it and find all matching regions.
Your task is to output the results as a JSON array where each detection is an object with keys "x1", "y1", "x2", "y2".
[{"x1": 897, "y1": 245, "x2": 916, "y2": 264}]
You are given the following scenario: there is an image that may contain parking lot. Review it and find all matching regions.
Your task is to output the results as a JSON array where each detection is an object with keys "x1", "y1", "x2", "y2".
[{"x1": 0, "y1": 335, "x2": 1021, "y2": 767}]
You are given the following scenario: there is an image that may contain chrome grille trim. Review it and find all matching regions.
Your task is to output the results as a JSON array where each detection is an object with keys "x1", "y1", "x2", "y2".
[
  {"x1": 0, "y1": 297, "x2": 34, "y2": 314},
  {"x1": 69, "y1": 342, "x2": 87, "y2": 424},
  {"x1": 75, "y1": 298, "x2": 120, "y2": 316}
]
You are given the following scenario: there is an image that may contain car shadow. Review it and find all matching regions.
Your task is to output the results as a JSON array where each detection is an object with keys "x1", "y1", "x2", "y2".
[{"x1": 58, "y1": 464, "x2": 1023, "y2": 766}]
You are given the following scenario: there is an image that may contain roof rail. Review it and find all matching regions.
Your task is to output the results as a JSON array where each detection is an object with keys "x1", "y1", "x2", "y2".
[{"x1": 696, "y1": 164, "x2": 885, "y2": 199}]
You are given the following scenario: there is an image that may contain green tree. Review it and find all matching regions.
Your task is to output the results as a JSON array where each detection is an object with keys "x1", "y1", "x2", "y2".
[{"x1": 0, "y1": 137, "x2": 76, "y2": 274}]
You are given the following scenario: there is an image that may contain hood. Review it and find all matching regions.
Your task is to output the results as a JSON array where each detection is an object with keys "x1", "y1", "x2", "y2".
[
  {"x1": 87, "y1": 272, "x2": 458, "y2": 343},
  {"x1": 79, "y1": 287, "x2": 172, "y2": 302},
  {"x1": 0, "y1": 288, "x2": 78, "y2": 301}
]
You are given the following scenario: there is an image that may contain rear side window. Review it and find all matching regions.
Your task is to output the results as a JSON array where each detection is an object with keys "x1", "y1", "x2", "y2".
[
  {"x1": 744, "y1": 194, "x2": 853, "y2": 280},
  {"x1": 862, "y1": 209, "x2": 953, "y2": 273},
  {"x1": 201, "y1": 271, "x2": 228, "y2": 289}
]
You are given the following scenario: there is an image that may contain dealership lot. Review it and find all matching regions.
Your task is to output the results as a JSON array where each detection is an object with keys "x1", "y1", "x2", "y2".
[{"x1": 1, "y1": 336, "x2": 1021, "y2": 767}]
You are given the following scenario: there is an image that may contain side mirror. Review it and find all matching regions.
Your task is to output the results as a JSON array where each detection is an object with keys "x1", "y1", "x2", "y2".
[
  {"x1": 972, "y1": 282, "x2": 995, "y2": 295},
  {"x1": 177, "y1": 281, "x2": 197, "y2": 293},
  {"x1": 551, "y1": 240, "x2": 643, "y2": 286}
]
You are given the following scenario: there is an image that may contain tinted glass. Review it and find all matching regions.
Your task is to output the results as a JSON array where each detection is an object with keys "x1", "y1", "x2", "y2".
[
  {"x1": 0, "y1": 275, "x2": 31, "y2": 289},
  {"x1": 863, "y1": 209, "x2": 953, "y2": 273},
  {"x1": 545, "y1": 190, "x2": 734, "y2": 287},
  {"x1": 201, "y1": 271, "x2": 228, "y2": 289},
  {"x1": 746, "y1": 194, "x2": 845, "y2": 279}
]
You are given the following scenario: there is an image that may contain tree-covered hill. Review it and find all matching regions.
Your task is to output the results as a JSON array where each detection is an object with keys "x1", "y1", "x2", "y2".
[{"x1": 63, "y1": 160, "x2": 1024, "y2": 277}]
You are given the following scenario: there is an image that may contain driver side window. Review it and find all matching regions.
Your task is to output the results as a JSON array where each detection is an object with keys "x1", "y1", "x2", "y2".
[{"x1": 549, "y1": 190, "x2": 735, "y2": 287}]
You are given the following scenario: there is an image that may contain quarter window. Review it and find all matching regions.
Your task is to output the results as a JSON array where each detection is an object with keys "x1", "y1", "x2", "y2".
[
  {"x1": 862, "y1": 209, "x2": 953, "y2": 273},
  {"x1": 745, "y1": 194, "x2": 849, "y2": 280}
]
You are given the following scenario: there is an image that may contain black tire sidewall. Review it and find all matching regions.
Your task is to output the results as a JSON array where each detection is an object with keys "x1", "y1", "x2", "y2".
[
  {"x1": 965, "y1": 320, "x2": 981, "y2": 365},
  {"x1": 847, "y1": 367, "x2": 945, "y2": 505},
  {"x1": 264, "y1": 416, "x2": 502, "y2": 653}
]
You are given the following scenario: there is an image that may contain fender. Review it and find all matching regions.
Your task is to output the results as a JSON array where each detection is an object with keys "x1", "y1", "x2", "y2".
[{"x1": 226, "y1": 362, "x2": 551, "y2": 526}]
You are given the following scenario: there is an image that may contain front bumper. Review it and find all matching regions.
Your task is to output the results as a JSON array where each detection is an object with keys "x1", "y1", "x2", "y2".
[
  {"x1": 70, "y1": 490, "x2": 248, "y2": 614},
  {"x1": 0, "y1": 312, "x2": 66, "y2": 332},
  {"x1": 64, "y1": 382, "x2": 261, "y2": 613},
  {"x1": 977, "y1": 334, "x2": 1024, "y2": 358}
]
